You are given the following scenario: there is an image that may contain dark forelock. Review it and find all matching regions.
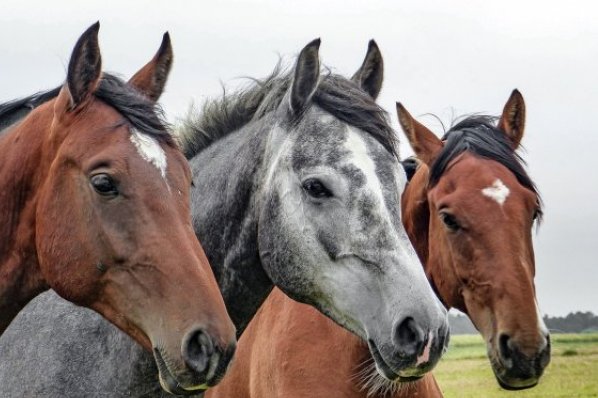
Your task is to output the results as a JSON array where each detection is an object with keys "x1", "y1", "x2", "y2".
[
  {"x1": 93, "y1": 74, "x2": 173, "y2": 145},
  {"x1": 0, "y1": 73, "x2": 173, "y2": 145},
  {"x1": 430, "y1": 115, "x2": 543, "y2": 219}
]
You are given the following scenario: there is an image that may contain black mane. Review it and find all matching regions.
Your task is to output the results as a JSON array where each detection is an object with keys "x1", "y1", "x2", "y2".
[
  {"x1": 0, "y1": 73, "x2": 173, "y2": 145},
  {"x1": 430, "y1": 115, "x2": 543, "y2": 219},
  {"x1": 0, "y1": 87, "x2": 61, "y2": 133},
  {"x1": 179, "y1": 66, "x2": 397, "y2": 159}
]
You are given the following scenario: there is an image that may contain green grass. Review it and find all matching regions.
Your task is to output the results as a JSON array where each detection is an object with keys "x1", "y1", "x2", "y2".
[{"x1": 434, "y1": 333, "x2": 598, "y2": 397}]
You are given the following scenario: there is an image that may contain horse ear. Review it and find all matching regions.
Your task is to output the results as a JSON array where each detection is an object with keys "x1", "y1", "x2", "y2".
[
  {"x1": 290, "y1": 38, "x2": 321, "y2": 114},
  {"x1": 128, "y1": 32, "x2": 173, "y2": 103},
  {"x1": 498, "y1": 89, "x2": 526, "y2": 149},
  {"x1": 65, "y1": 22, "x2": 102, "y2": 110},
  {"x1": 396, "y1": 102, "x2": 443, "y2": 166},
  {"x1": 351, "y1": 39, "x2": 383, "y2": 99}
]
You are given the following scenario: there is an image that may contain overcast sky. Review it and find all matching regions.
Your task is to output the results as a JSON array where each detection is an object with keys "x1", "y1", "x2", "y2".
[{"x1": 2, "y1": 0, "x2": 597, "y2": 317}]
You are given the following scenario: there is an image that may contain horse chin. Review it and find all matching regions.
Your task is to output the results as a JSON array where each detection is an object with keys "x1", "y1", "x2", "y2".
[
  {"x1": 487, "y1": 346, "x2": 539, "y2": 391},
  {"x1": 358, "y1": 364, "x2": 420, "y2": 398},
  {"x1": 367, "y1": 339, "x2": 424, "y2": 382},
  {"x1": 491, "y1": 363, "x2": 539, "y2": 391},
  {"x1": 154, "y1": 348, "x2": 209, "y2": 396},
  {"x1": 495, "y1": 375, "x2": 538, "y2": 391}
]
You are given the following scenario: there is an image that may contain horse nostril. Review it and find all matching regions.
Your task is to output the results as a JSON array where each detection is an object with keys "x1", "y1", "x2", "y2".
[
  {"x1": 539, "y1": 334, "x2": 551, "y2": 369},
  {"x1": 498, "y1": 333, "x2": 514, "y2": 367},
  {"x1": 394, "y1": 317, "x2": 425, "y2": 357},
  {"x1": 182, "y1": 328, "x2": 214, "y2": 374},
  {"x1": 439, "y1": 324, "x2": 450, "y2": 350},
  {"x1": 540, "y1": 333, "x2": 551, "y2": 351}
]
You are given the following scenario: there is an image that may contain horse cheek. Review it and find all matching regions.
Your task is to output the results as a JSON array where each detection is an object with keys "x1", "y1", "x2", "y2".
[{"x1": 36, "y1": 169, "x2": 99, "y2": 305}]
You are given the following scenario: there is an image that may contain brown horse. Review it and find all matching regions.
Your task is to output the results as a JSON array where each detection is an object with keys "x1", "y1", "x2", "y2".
[
  {"x1": 398, "y1": 93, "x2": 550, "y2": 390},
  {"x1": 0, "y1": 23, "x2": 236, "y2": 394},
  {"x1": 207, "y1": 90, "x2": 549, "y2": 397}
]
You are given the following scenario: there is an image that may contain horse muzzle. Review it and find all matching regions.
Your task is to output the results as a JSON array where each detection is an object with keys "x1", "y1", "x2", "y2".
[
  {"x1": 490, "y1": 333, "x2": 551, "y2": 390},
  {"x1": 368, "y1": 317, "x2": 450, "y2": 381},
  {"x1": 153, "y1": 327, "x2": 236, "y2": 395}
]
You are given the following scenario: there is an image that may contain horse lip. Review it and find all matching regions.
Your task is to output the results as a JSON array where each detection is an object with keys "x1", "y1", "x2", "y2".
[
  {"x1": 495, "y1": 373, "x2": 538, "y2": 391},
  {"x1": 368, "y1": 339, "x2": 400, "y2": 381},
  {"x1": 491, "y1": 364, "x2": 539, "y2": 391},
  {"x1": 367, "y1": 339, "x2": 423, "y2": 382},
  {"x1": 153, "y1": 348, "x2": 209, "y2": 396},
  {"x1": 488, "y1": 349, "x2": 539, "y2": 391}
]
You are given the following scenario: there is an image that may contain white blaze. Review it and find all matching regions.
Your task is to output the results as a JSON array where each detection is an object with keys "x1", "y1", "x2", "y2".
[
  {"x1": 344, "y1": 127, "x2": 386, "y2": 207},
  {"x1": 482, "y1": 179, "x2": 510, "y2": 205},
  {"x1": 129, "y1": 129, "x2": 167, "y2": 179},
  {"x1": 343, "y1": 127, "x2": 422, "y2": 269}
]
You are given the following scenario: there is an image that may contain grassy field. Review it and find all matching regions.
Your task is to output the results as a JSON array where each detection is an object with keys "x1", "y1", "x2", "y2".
[{"x1": 434, "y1": 333, "x2": 598, "y2": 397}]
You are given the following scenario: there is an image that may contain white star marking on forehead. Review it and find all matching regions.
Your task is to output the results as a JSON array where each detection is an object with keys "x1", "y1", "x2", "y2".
[
  {"x1": 482, "y1": 179, "x2": 510, "y2": 206},
  {"x1": 129, "y1": 129, "x2": 167, "y2": 179}
]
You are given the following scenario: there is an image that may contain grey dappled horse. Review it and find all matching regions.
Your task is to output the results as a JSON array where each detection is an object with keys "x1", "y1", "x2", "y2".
[{"x1": 0, "y1": 40, "x2": 448, "y2": 396}]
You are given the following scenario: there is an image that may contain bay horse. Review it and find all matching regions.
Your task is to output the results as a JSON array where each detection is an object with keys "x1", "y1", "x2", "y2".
[
  {"x1": 398, "y1": 95, "x2": 550, "y2": 390},
  {"x1": 206, "y1": 89, "x2": 550, "y2": 397},
  {"x1": 0, "y1": 39, "x2": 449, "y2": 396},
  {"x1": 0, "y1": 24, "x2": 236, "y2": 394}
]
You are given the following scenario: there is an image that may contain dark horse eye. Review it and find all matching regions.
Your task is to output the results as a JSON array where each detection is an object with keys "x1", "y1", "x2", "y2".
[
  {"x1": 302, "y1": 178, "x2": 332, "y2": 199},
  {"x1": 90, "y1": 174, "x2": 118, "y2": 197},
  {"x1": 440, "y1": 211, "x2": 460, "y2": 231}
]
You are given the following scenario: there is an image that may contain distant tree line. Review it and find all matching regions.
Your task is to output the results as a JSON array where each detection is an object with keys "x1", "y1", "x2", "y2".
[
  {"x1": 449, "y1": 311, "x2": 598, "y2": 334},
  {"x1": 542, "y1": 311, "x2": 598, "y2": 333}
]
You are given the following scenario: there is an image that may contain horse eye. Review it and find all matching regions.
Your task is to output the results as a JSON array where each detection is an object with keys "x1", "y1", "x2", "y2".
[
  {"x1": 90, "y1": 174, "x2": 118, "y2": 197},
  {"x1": 440, "y1": 211, "x2": 460, "y2": 231},
  {"x1": 302, "y1": 178, "x2": 333, "y2": 199}
]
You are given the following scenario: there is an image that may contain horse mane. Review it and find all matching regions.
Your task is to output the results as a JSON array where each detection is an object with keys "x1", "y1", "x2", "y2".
[
  {"x1": 0, "y1": 87, "x2": 62, "y2": 134},
  {"x1": 0, "y1": 73, "x2": 173, "y2": 145},
  {"x1": 178, "y1": 64, "x2": 397, "y2": 159},
  {"x1": 430, "y1": 115, "x2": 543, "y2": 220}
]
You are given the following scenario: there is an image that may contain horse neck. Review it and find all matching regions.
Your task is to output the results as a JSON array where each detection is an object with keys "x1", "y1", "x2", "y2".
[
  {"x1": 0, "y1": 103, "x2": 55, "y2": 332},
  {"x1": 189, "y1": 120, "x2": 274, "y2": 335}
]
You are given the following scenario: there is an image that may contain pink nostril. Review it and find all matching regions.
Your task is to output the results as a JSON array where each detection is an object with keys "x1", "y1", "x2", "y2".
[{"x1": 416, "y1": 332, "x2": 433, "y2": 366}]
